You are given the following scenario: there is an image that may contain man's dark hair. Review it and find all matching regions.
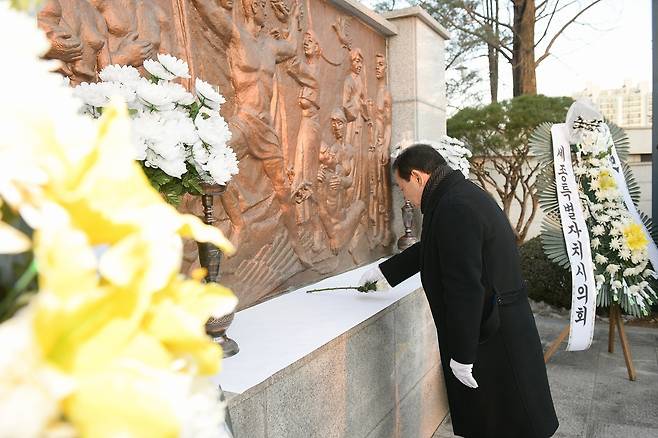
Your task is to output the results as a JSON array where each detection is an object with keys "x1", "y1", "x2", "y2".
[{"x1": 392, "y1": 144, "x2": 447, "y2": 181}]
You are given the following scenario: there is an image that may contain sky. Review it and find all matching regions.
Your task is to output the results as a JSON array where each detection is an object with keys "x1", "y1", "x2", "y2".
[{"x1": 360, "y1": 0, "x2": 653, "y2": 103}]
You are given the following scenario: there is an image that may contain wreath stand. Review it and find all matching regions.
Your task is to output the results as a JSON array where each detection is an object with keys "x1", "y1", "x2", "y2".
[{"x1": 543, "y1": 304, "x2": 637, "y2": 381}]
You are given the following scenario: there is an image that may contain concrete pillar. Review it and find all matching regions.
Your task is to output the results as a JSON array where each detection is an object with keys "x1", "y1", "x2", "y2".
[
  {"x1": 384, "y1": 6, "x2": 450, "y2": 149},
  {"x1": 383, "y1": 6, "x2": 450, "y2": 245}
]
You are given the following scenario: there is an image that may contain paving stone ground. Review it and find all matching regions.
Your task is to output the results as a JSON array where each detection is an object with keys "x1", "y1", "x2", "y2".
[{"x1": 432, "y1": 314, "x2": 658, "y2": 438}]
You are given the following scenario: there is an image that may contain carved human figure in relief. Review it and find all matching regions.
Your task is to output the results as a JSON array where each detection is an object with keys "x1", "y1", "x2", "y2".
[
  {"x1": 373, "y1": 52, "x2": 393, "y2": 244},
  {"x1": 341, "y1": 47, "x2": 371, "y2": 204},
  {"x1": 38, "y1": 0, "x2": 110, "y2": 84},
  {"x1": 286, "y1": 30, "x2": 321, "y2": 224},
  {"x1": 189, "y1": 0, "x2": 248, "y2": 251},
  {"x1": 316, "y1": 109, "x2": 365, "y2": 254},
  {"x1": 89, "y1": 0, "x2": 172, "y2": 68},
  {"x1": 191, "y1": 0, "x2": 312, "y2": 265}
]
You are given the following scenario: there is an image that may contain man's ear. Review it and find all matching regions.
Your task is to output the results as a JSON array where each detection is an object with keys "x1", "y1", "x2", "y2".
[{"x1": 410, "y1": 169, "x2": 423, "y2": 185}]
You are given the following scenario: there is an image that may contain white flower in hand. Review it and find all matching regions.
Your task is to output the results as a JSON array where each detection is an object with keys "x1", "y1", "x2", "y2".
[
  {"x1": 450, "y1": 359, "x2": 478, "y2": 389},
  {"x1": 157, "y1": 53, "x2": 191, "y2": 79},
  {"x1": 358, "y1": 265, "x2": 390, "y2": 291},
  {"x1": 195, "y1": 78, "x2": 225, "y2": 109}
]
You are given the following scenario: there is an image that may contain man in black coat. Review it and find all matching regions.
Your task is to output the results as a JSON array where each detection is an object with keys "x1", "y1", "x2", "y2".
[{"x1": 360, "y1": 144, "x2": 559, "y2": 438}]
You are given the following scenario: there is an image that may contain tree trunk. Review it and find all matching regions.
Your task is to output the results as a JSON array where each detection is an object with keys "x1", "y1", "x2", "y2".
[
  {"x1": 485, "y1": 0, "x2": 500, "y2": 102},
  {"x1": 512, "y1": 0, "x2": 537, "y2": 96}
]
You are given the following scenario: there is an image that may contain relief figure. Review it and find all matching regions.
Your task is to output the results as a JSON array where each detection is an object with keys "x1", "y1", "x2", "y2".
[
  {"x1": 373, "y1": 52, "x2": 393, "y2": 244},
  {"x1": 315, "y1": 108, "x2": 365, "y2": 254},
  {"x1": 38, "y1": 0, "x2": 110, "y2": 84},
  {"x1": 90, "y1": 0, "x2": 172, "y2": 67}
]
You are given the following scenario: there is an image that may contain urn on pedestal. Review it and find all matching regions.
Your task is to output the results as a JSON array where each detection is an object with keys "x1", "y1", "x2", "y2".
[{"x1": 197, "y1": 183, "x2": 240, "y2": 358}]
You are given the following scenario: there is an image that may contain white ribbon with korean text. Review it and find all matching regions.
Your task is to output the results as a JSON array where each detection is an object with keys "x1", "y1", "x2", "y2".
[{"x1": 551, "y1": 124, "x2": 596, "y2": 351}]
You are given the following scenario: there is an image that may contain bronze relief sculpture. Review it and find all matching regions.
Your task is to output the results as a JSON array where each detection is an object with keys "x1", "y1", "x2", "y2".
[{"x1": 38, "y1": 0, "x2": 395, "y2": 309}]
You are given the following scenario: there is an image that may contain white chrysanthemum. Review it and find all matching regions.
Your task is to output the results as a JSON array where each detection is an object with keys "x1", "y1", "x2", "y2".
[
  {"x1": 595, "y1": 274, "x2": 605, "y2": 285},
  {"x1": 595, "y1": 254, "x2": 608, "y2": 264},
  {"x1": 157, "y1": 53, "x2": 191, "y2": 79},
  {"x1": 611, "y1": 280, "x2": 622, "y2": 289},
  {"x1": 573, "y1": 165, "x2": 587, "y2": 176},
  {"x1": 144, "y1": 58, "x2": 177, "y2": 81},
  {"x1": 619, "y1": 249, "x2": 632, "y2": 261},
  {"x1": 192, "y1": 142, "x2": 211, "y2": 165},
  {"x1": 160, "y1": 81, "x2": 196, "y2": 106},
  {"x1": 598, "y1": 214, "x2": 610, "y2": 223},
  {"x1": 202, "y1": 144, "x2": 239, "y2": 185},
  {"x1": 592, "y1": 225, "x2": 605, "y2": 236},
  {"x1": 99, "y1": 64, "x2": 141, "y2": 84},
  {"x1": 606, "y1": 264, "x2": 620, "y2": 275},
  {"x1": 591, "y1": 238, "x2": 601, "y2": 249},
  {"x1": 590, "y1": 203, "x2": 604, "y2": 212},
  {"x1": 195, "y1": 108, "x2": 232, "y2": 148},
  {"x1": 73, "y1": 82, "x2": 112, "y2": 108},
  {"x1": 145, "y1": 149, "x2": 187, "y2": 178},
  {"x1": 195, "y1": 79, "x2": 225, "y2": 109},
  {"x1": 136, "y1": 81, "x2": 176, "y2": 111},
  {"x1": 177, "y1": 378, "x2": 230, "y2": 438},
  {"x1": 610, "y1": 238, "x2": 623, "y2": 250}
]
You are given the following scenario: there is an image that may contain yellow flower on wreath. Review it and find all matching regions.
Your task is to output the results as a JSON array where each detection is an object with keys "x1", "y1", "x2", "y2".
[
  {"x1": 622, "y1": 222, "x2": 649, "y2": 252},
  {"x1": 594, "y1": 169, "x2": 617, "y2": 192}
]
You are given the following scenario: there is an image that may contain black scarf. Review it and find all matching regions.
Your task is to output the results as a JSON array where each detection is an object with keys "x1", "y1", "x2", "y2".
[{"x1": 420, "y1": 164, "x2": 455, "y2": 214}]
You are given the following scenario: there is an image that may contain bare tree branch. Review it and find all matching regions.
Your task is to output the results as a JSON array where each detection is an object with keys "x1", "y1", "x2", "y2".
[
  {"x1": 536, "y1": 0, "x2": 580, "y2": 21},
  {"x1": 534, "y1": 0, "x2": 561, "y2": 47},
  {"x1": 535, "y1": 0, "x2": 604, "y2": 66}
]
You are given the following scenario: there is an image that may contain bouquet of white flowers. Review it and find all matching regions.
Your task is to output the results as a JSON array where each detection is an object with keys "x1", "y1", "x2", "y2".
[
  {"x1": 391, "y1": 136, "x2": 472, "y2": 177},
  {"x1": 73, "y1": 55, "x2": 238, "y2": 205}
]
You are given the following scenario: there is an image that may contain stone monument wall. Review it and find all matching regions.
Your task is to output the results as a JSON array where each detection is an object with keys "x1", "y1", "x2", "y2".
[{"x1": 38, "y1": 0, "x2": 397, "y2": 310}]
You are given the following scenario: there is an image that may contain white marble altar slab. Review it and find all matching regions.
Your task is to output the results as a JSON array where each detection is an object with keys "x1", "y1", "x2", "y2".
[{"x1": 213, "y1": 259, "x2": 422, "y2": 394}]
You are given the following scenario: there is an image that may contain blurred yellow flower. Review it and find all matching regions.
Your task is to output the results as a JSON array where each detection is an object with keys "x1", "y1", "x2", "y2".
[
  {"x1": 623, "y1": 223, "x2": 649, "y2": 252},
  {"x1": 0, "y1": 5, "x2": 237, "y2": 436}
]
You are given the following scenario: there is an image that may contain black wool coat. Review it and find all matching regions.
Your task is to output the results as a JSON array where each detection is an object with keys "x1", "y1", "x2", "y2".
[{"x1": 380, "y1": 170, "x2": 559, "y2": 438}]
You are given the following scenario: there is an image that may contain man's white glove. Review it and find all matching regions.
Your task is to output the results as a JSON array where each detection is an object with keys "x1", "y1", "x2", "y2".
[
  {"x1": 358, "y1": 265, "x2": 391, "y2": 291},
  {"x1": 450, "y1": 359, "x2": 478, "y2": 389}
]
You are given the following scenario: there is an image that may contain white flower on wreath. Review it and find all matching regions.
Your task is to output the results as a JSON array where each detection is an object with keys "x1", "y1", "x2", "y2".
[
  {"x1": 611, "y1": 280, "x2": 623, "y2": 289},
  {"x1": 606, "y1": 264, "x2": 620, "y2": 275},
  {"x1": 591, "y1": 238, "x2": 601, "y2": 249},
  {"x1": 619, "y1": 249, "x2": 632, "y2": 261},
  {"x1": 595, "y1": 254, "x2": 608, "y2": 264},
  {"x1": 592, "y1": 225, "x2": 605, "y2": 236},
  {"x1": 590, "y1": 203, "x2": 604, "y2": 212}
]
